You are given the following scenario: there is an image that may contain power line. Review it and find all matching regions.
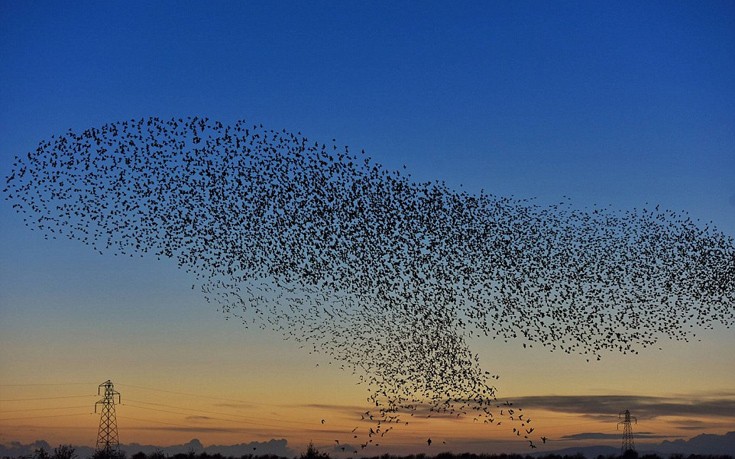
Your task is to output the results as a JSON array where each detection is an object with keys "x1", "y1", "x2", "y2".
[
  {"x1": 0, "y1": 412, "x2": 92, "y2": 421},
  {"x1": 2, "y1": 381, "x2": 276, "y2": 407},
  {"x1": 0, "y1": 382, "x2": 97, "y2": 387},
  {"x1": 0, "y1": 404, "x2": 90, "y2": 414},
  {"x1": 117, "y1": 383, "x2": 280, "y2": 407},
  {"x1": 0, "y1": 424, "x2": 92, "y2": 431},
  {"x1": 124, "y1": 403, "x2": 287, "y2": 430},
  {"x1": 124, "y1": 398, "x2": 312, "y2": 426},
  {"x1": 0, "y1": 382, "x2": 305, "y2": 428},
  {"x1": 0, "y1": 380, "x2": 335, "y2": 435},
  {"x1": 0, "y1": 394, "x2": 93, "y2": 402},
  {"x1": 125, "y1": 400, "x2": 261, "y2": 423},
  {"x1": 120, "y1": 415, "x2": 240, "y2": 431}
]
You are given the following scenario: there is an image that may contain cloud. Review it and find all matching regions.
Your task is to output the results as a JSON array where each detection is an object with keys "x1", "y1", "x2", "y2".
[
  {"x1": 513, "y1": 394, "x2": 735, "y2": 419},
  {"x1": 134, "y1": 427, "x2": 253, "y2": 434},
  {"x1": 675, "y1": 424, "x2": 733, "y2": 431},
  {"x1": 213, "y1": 403, "x2": 257, "y2": 410},
  {"x1": 204, "y1": 439, "x2": 294, "y2": 457},
  {"x1": 303, "y1": 394, "x2": 735, "y2": 426},
  {"x1": 122, "y1": 438, "x2": 294, "y2": 457},
  {"x1": 300, "y1": 401, "x2": 484, "y2": 423},
  {"x1": 561, "y1": 432, "x2": 673, "y2": 441},
  {"x1": 301, "y1": 403, "x2": 369, "y2": 411},
  {"x1": 665, "y1": 419, "x2": 735, "y2": 431},
  {"x1": 185, "y1": 415, "x2": 214, "y2": 421}
]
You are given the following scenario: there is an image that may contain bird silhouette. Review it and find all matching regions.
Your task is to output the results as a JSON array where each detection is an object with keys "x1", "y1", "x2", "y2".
[{"x1": 4, "y1": 116, "x2": 733, "y2": 450}]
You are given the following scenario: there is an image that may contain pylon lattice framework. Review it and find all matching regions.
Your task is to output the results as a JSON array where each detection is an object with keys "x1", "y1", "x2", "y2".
[
  {"x1": 95, "y1": 380, "x2": 121, "y2": 454},
  {"x1": 617, "y1": 409, "x2": 637, "y2": 454}
]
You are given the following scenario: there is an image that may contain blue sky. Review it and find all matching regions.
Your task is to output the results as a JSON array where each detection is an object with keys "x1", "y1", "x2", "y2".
[
  {"x1": 1, "y1": 1, "x2": 734, "y2": 229},
  {"x1": 1, "y1": 0, "x2": 734, "y2": 452}
]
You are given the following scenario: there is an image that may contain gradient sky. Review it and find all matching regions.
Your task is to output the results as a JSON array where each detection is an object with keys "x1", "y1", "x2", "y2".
[{"x1": 1, "y1": 1, "x2": 734, "y2": 455}]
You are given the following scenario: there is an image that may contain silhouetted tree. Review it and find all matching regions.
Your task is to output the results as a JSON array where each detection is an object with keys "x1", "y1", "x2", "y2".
[
  {"x1": 32, "y1": 448, "x2": 50, "y2": 459},
  {"x1": 91, "y1": 449, "x2": 126, "y2": 459},
  {"x1": 51, "y1": 445, "x2": 76, "y2": 459},
  {"x1": 299, "y1": 443, "x2": 329, "y2": 459}
]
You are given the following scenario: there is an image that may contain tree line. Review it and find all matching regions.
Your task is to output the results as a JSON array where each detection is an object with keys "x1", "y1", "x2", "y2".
[{"x1": 8, "y1": 443, "x2": 732, "y2": 459}]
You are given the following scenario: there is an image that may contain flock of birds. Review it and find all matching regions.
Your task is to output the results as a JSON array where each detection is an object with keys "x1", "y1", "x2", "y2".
[{"x1": 4, "y1": 116, "x2": 734, "y2": 450}]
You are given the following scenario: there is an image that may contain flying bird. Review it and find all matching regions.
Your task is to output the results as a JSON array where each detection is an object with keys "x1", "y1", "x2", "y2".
[{"x1": 4, "y1": 116, "x2": 733, "y2": 449}]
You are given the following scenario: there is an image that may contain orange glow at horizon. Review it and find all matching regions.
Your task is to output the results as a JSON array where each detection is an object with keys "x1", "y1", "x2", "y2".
[{"x1": 3, "y1": 379, "x2": 735, "y2": 455}]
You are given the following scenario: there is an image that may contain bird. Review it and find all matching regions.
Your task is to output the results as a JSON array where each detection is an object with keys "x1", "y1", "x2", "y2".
[{"x1": 5, "y1": 116, "x2": 733, "y2": 451}]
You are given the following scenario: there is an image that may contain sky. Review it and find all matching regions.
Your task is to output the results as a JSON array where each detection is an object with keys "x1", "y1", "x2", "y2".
[{"x1": 1, "y1": 0, "x2": 734, "y2": 455}]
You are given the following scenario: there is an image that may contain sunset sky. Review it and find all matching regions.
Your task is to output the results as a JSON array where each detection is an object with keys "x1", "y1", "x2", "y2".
[{"x1": 1, "y1": 1, "x2": 734, "y2": 456}]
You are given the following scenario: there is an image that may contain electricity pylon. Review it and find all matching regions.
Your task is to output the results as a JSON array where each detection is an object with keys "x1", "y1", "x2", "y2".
[
  {"x1": 95, "y1": 380, "x2": 121, "y2": 456},
  {"x1": 617, "y1": 409, "x2": 637, "y2": 454}
]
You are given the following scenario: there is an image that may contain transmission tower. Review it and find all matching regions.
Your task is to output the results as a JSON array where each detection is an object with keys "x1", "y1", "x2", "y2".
[
  {"x1": 617, "y1": 409, "x2": 637, "y2": 454},
  {"x1": 95, "y1": 380, "x2": 121, "y2": 456}
]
